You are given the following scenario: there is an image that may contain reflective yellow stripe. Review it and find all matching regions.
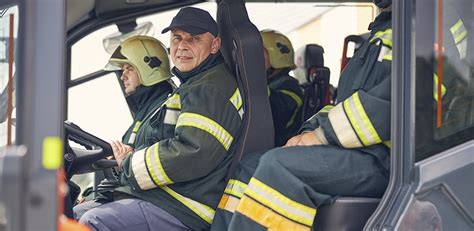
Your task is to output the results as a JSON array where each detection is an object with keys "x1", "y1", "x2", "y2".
[
  {"x1": 218, "y1": 194, "x2": 241, "y2": 213},
  {"x1": 146, "y1": 144, "x2": 173, "y2": 185},
  {"x1": 165, "y1": 94, "x2": 181, "y2": 110},
  {"x1": 433, "y1": 73, "x2": 447, "y2": 102},
  {"x1": 161, "y1": 186, "x2": 215, "y2": 224},
  {"x1": 280, "y1": 89, "x2": 303, "y2": 128},
  {"x1": 328, "y1": 103, "x2": 363, "y2": 148},
  {"x1": 370, "y1": 29, "x2": 392, "y2": 47},
  {"x1": 383, "y1": 141, "x2": 392, "y2": 149},
  {"x1": 450, "y1": 19, "x2": 467, "y2": 44},
  {"x1": 176, "y1": 112, "x2": 233, "y2": 150},
  {"x1": 343, "y1": 92, "x2": 382, "y2": 146},
  {"x1": 450, "y1": 19, "x2": 468, "y2": 59},
  {"x1": 267, "y1": 87, "x2": 271, "y2": 96},
  {"x1": 245, "y1": 178, "x2": 316, "y2": 227},
  {"x1": 236, "y1": 195, "x2": 312, "y2": 230},
  {"x1": 383, "y1": 50, "x2": 392, "y2": 61},
  {"x1": 225, "y1": 179, "x2": 248, "y2": 199},
  {"x1": 318, "y1": 105, "x2": 334, "y2": 114},
  {"x1": 230, "y1": 88, "x2": 243, "y2": 111},
  {"x1": 132, "y1": 121, "x2": 142, "y2": 132}
]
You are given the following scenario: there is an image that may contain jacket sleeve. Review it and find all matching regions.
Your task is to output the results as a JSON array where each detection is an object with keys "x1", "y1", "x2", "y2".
[
  {"x1": 315, "y1": 76, "x2": 391, "y2": 148},
  {"x1": 298, "y1": 104, "x2": 334, "y2": 132},
  {"x1": 125, "y1": 84, "x2": 242, "y2": 191}
]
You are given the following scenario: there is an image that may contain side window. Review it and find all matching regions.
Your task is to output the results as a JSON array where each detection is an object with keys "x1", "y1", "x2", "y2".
[
  {"x1": 0, "y1": 6, "x2": 18, "y2": 150},
  {"x1": 69, "y1": 25, "x2": 132, "y2": 141},
  {"x1": 415, "y1": 0, "x2": 473, "y2": 161}
]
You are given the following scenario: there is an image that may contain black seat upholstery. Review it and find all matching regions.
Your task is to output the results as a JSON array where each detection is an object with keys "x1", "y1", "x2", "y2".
[
  {"x1": 300, "y1": 44, "x2": 331, "y2": 122},
  {"x1": 313, "y1": 197, "x2": 380, "y2": 231},
  {"x1": 216, "y1": 0, "x2": 274, "y2": 177}
]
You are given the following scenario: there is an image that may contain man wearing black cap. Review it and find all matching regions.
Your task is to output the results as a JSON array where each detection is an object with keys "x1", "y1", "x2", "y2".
[{"x1": 78, "y1": 7, "x2": 243, "y2": 231}]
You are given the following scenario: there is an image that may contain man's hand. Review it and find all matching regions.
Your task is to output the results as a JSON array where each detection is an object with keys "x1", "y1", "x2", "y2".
[
  {"x1": 284, "y1": 132, "x2": 322, "y2": 147},
  {"x1": 111, "y1": 141, "x2": 134, "y2": 168}
]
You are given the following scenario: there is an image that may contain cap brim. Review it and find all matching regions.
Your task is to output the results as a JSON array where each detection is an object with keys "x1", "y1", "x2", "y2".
[{"x1": 161, "y1": 25, "x2": 208, "y2": 36}]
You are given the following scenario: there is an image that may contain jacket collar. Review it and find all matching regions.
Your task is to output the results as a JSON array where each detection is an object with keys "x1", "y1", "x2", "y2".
[{"x1": 172, "y1": 52, "x2": 225, "y2": 84}]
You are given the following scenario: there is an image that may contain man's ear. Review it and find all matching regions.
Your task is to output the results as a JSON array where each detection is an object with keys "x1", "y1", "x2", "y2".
[{"x1": 211, "y1": 37, "x2": 221, "y2": 54}]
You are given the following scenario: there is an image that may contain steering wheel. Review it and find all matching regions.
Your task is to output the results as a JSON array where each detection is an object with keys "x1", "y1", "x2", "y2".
[{"x1": 64, "y1": 121, "x2": 117, "y2": 180}]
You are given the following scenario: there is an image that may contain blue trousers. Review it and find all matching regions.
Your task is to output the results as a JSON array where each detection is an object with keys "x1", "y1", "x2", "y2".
[
  {"x1": 74, "y1": 198, "x2": 189, "y2": 231},
  {"x1": 212, "y1": 145, "x2": 389, "y2": 230}
]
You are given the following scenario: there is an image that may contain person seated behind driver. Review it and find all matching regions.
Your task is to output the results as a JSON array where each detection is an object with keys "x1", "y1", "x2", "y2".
[
  {"x1": 74, "y1": 35, "x2": 174, "y2": 212},
  {"x1": 261, "y1": 30, "x2": 304, "y2": 146}
]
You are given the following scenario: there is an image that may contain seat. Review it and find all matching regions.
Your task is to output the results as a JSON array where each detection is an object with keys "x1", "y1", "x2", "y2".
[
  {"x1": 340, "y1": 34, "x2": 369, "y2": 72},
  {"x1": 313, "y1": 197, "x2": 381, "y2": 231},
  {"x1": 298, "y1": 44, "x2": 331, "y2": 122},
  {"x1": 216, "y1": 0, "x2": 275, "y2": 178}
]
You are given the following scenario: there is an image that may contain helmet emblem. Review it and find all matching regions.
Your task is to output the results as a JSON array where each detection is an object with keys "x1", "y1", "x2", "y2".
[
  {"x1": 276, "y1": 42, "x2": 290, "y2": 54},
  {"x1": 144, "y1": 56, "x2": 162, "y2": 69}
]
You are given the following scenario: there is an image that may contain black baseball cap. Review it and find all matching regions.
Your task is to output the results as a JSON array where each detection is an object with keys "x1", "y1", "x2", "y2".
[{"x1": 161, "y1": 7, "x2": 218, "y2": 37}]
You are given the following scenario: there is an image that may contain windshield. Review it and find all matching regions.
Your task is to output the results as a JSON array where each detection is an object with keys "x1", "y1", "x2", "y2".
[{"x1": 0, "y1": 5, "x2": 18, "y2": 152}]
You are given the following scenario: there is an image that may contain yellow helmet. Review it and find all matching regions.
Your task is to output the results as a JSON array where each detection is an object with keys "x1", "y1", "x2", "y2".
[
  {"x1": 260, "y1": 29, "x2": 296, "y2": 70},
  {"x1": 104, "y1": 36, "x2": 172, "y2": 86}
]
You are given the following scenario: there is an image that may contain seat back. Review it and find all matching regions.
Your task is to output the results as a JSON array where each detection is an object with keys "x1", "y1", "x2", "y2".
[
  {"x1": 299, "y1": 44, "x2": 331, "y2": 122},
  {"x1": 340, "y1": 34, "x2": 368, "y2": 72},
  {"x1": 217, "y1": 0, "x2": 274, "y2": 177},
  {"x1": 313, "y1": 197, "x2": 380, "y2": 231}
]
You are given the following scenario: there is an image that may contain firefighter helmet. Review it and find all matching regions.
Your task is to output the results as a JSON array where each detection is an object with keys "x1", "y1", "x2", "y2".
[
  {"x1": 260, "y1": 30, "x2": 296, "y2": 70},
  {"x1": 105, "y1": 36, "x2": 172, "y2": 86}
]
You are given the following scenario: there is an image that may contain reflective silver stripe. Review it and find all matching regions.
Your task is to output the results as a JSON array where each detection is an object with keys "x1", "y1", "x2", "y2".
[
  {"x1": 127, "y1": 133, "x2": 136, "y2": 145},
  {"x1": 176, "y1": 113, "x2": 233, "y2": 150},
  {"x1": 230, "y1": 88, "x2": 243, "y2": 110},
  {"x1": 131, "y1": 148, "x2": 156, "y2": 190},
  {"x1": 164, "y1": 109, "x2": 180, "y2": 125},
  {"x1": 238, "y1": 108, "x2": 244, "y2": 119},
  {"x1": 161, "y1": 186, "x2": 215, "y2": 224},
  {"x1": 328, "y1": 103, "x2": 362, "y2": 148},
  {"x1": 165, "y1": 94, "x2": 181, "y2": 110},
  {"x1": 343, "y1": 92, "x2": 381, "y2": 146},
  {"x1": 245, "y1": 178, "x2": 316, "y2": 227},
  {"x1": 377, "y1": 45, "x2": 391, "y2": 62},
  {"x1": 383, "y1": 50, "x2": 393, "y2": 61},
  {"x1": 225, "y1": 179, "x2": 247, "y2": 198},
  {"x1": 146, "y1": 143, "x2": 172, "y2": 185},
  {"x1": 450, "y1": 19, "x2": 468, "y2": 59}
]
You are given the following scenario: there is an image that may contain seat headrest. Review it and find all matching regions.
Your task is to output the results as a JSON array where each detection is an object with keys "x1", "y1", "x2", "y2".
[
  {"x1": 294, "y1": 44, "x2": 326, "y2": 85},
  {"x1": 304, "y1": 44, "x2": 324, "y2": 68}
]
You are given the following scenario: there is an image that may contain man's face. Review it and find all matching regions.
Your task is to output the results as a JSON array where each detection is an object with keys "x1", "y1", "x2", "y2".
[
  {"x1": 170, "y1": 29, "x2": 221, "y2": 72},
  {"x1": 120, "y1": 63, "x2": 141, "y2": 94}
]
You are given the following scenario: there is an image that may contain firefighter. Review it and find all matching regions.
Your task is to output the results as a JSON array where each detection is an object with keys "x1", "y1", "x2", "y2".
[
  {"x1": 72, "y1": 35, "x2": 174, "y2": 206},
  {"x1": 261, "y1": 30, "x2": 304, "y2": 146},
  {"x1": 106, "y1": 36, "x2": 175, "y2": 150},
  {"x1": 217, "y1": 1, "x2": 393, "y2": 230},
  {"x1": 76, "y1": 7, "x2": 243, "y2": 230}
]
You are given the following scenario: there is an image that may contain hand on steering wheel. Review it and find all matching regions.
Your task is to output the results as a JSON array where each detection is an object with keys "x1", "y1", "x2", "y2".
[{"x1": 111, "y1": 141, "x2": 134, "y2": 168}]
